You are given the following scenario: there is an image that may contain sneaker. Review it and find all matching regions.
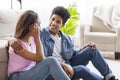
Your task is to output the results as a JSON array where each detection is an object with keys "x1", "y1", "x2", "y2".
[{"x1": 109, "y1": 76, "x2": 118, "y2": 80}]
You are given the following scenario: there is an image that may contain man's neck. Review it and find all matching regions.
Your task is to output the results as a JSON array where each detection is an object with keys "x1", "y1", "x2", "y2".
[{"x1": 50, "y1": 32, "x2": 60, "y2": 38}]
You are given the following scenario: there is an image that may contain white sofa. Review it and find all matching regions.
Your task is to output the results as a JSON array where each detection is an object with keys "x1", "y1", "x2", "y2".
[
  {"x1": 80, "y1": 6, "x2": 120, "y2": 59},
  {"x1": 0, "y1": 9, "x2": 22, "y2": 80}
]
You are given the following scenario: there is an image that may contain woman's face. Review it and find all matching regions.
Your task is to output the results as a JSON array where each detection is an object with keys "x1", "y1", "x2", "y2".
[
  {"x1": 32, "y1": 18, "x2": 41, "y2": 29},
  {"x1": 49, "y1": 14, "x2": 64, "y2": 35},
  {"x1": 28, "y1": 18, "x2": 41, "y2": 35},
  {"x1": 36, "y1": 18, "x2": 41, "y2": 28}
]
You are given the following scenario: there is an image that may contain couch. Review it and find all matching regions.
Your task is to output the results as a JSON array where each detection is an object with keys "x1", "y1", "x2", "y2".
[
  {"x1": 79, "y1": 6, "x2": 120, "y2": 59},
  {"x1": 0, "y1": 9, "x2": 23, "y2": 80}
]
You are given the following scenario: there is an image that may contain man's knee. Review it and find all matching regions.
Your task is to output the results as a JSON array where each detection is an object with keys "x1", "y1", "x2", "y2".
[
  {"x1": 74, "y1": 65, "x2": 89, "y2": 73},
  {"x1": 85, "y1": 46, "x2": 93, "y2": 51},
  {"x1": 72, "y1": 65, "x2": 89, "y2": 79}
]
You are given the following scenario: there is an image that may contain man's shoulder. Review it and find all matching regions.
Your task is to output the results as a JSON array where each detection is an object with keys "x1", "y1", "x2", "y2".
[
  {"x1": 40, "y1": 27, "x2": 49, "y2": 35},
  {"x1": 60, "y1": 31, "x2": 72, "y2": 41},
  {"x1": 60, "y1": 31, "x2": 70, "y2": 37},
  {"x1": 40, "y1": 27, "x2": 51, "y2": 40},
  {"x1": 40, "y1": 27, "x2": 47, "y2": 32}
]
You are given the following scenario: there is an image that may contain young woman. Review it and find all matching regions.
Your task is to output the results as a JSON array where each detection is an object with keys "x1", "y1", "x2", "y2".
[{"x1": 8, "y1": 10, "x2": 70, "y2": 80}]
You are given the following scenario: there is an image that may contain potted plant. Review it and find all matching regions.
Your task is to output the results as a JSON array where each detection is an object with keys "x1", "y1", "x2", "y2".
[{"x1": 60, "y1": 2, "x2": 80, "y2": 36}]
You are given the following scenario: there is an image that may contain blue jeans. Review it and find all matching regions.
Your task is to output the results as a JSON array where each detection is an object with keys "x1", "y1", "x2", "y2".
[
  {"x1": 45, "y1": 46, "x2": 113, "y2": 80},
  {"x1": 70, "y1": 46, "x2": 112, "y2": 80},
  {"x1": 46, "y1": 46, "x2": 112, "y2": 80},
  {"x1": 8, "y1": 57, "x2": 70, "y2": 80}
]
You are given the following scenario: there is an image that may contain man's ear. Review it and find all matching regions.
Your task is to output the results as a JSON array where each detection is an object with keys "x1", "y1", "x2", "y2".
[{"x1": 61, "y1": 23, "x2": 65, "y2": 28}]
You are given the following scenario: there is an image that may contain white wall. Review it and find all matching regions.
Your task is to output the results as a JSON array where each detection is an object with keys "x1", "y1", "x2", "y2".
[
  {"x1": 0, "y1": 0, "x2": 79, "y2": 27},
  {"x1": 79, "y1": 0, "x2": 120, "y2": 24},
  {"x1": 22, "y1": 0, "x2": 80, "y2": 27},
  {"x1": 0, "y1": 0, "x2": 120, "y2": 27},
  {"x1": 0, "y1": 0, "x2": 120, "y2": 48}
]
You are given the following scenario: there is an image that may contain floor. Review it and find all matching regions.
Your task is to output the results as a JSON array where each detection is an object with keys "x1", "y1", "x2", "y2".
[{"x1": 87, "y1": 52, "x2": 120, "y2": 80}]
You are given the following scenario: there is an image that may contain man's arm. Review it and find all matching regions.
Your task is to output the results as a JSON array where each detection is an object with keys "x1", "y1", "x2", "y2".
[
  {"x1": 8, "y1": 39, "x2": 24, "y2": 52},
  {"x1": 61, "y1": 62, "x2": 74, "y2": 78}
]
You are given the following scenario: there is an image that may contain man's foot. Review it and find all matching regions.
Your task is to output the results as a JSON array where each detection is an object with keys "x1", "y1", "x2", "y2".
[{"x1": 109, "y1": 76, "x2": 118, "y2": 80}]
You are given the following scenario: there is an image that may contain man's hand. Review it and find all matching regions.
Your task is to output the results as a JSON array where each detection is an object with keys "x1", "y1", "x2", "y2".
[
  {"x1": 8, "y1": 39, "x2": 24, "y2": 54},
  {"x1": 81, "y1": 42, "x2": 97, "y2": 50},
  {"x1": 88, "y1": 42, "x2": 97, "y2": 50},
  {"x1": 61, "y1": 63, "x2": 74, "y2": 78}
]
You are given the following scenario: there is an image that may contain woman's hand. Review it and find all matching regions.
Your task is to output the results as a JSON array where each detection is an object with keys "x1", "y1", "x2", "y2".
[{"x1": 29, "y1": 23, "x2": 40, "y2": 38}]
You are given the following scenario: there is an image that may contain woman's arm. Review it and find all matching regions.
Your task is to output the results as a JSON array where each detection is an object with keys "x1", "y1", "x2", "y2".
[{"x1": 11, "y1": 23, "x2": 45, "y2": 62}]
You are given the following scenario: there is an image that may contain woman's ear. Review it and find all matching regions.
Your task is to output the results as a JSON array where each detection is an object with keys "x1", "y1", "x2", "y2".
[
  {"x1": 29, "y1": 24, "x2": 34, "y2": 31},
  {"x1": 28, "y1": 24, "x2": 34, "y2": 36}
]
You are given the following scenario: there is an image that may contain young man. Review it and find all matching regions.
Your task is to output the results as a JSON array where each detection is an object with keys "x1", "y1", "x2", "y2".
[
  {"x1": 10, "y1": 6, "x2": 118, "y2": 80},
  {"x1": 40, "y1": 6, "x2": 117, "y2": 80}
]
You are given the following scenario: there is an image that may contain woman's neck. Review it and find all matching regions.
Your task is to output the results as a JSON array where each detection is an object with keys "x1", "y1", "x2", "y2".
[{"x1": 21, "y1": 35, "x2": 31, "y2": 46}]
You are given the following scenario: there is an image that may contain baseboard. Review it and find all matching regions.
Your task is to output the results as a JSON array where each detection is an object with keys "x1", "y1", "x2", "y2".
[{"x1": 100, "y1": 51, "x2": 115, "y2": 59}]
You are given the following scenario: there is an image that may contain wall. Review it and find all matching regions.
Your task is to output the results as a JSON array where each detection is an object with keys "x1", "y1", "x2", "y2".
[
  {"x1": 0, "y1": 0, "x2": 120, "y2": 26},
  {"x1": 0, "y1": 0, "x2": 120, "y2": 48}
]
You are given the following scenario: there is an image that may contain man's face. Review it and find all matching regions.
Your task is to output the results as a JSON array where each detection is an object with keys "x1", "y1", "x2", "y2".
[{"x1": 49, "y1": 14, "x2": 64, "y2": 35}]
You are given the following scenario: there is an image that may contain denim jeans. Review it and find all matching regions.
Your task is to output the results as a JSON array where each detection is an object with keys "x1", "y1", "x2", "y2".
[
  {"x1": 70, "y1": 46, "x2": 113, "y2": 80},
  {"x1": 8, "y1": 57, "x2": 70, "y2": 80}
]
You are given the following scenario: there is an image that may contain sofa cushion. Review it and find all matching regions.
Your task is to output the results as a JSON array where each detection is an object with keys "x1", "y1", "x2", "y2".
[
  {"x1": 0, "y1": 10, "x2": 23, "y2": 80},
  {"x1": 91, "y1": 7, "x2": 115, "y2": 33},
  {"x1": 0, "y1": 9, "x2": 23, "y2": 39}
]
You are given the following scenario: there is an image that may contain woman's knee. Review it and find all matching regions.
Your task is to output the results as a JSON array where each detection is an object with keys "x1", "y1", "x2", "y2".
[{"x1": 45, "y1": 57, "x2": 58, "y2": 64}]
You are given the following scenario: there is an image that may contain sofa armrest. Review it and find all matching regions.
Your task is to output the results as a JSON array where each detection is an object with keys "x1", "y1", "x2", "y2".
[
  {"x1": 80, "y1": 24, "x2": 92, "y2": 48},
  {"x1": 84, "y1": 24, "x2": 91, "y2": 33},
  {"x1": 0, "y1": 40, "x2": 8, "y2": 48},
  {"x1": 116, "y1": 26, "x2": 120, "y2": 52}
]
